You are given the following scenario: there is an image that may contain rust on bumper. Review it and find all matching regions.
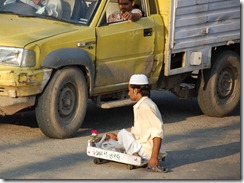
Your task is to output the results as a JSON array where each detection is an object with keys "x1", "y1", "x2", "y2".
[
  {"x1": 0, "y1": 68, "x2": 52, "y2": 115},
  {"x1": 0, "y1": 68, "x2": 52, "y2": 97}
]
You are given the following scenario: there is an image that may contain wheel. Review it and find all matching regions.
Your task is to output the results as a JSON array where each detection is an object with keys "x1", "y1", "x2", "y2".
[
  {"x1": 197, "y1": 50, "x2": 240, "y2": 117},
  {"x1": 127, "y1": 165, "x2": 134, "y2": 170},
  {"x1": 35, "y1": 67, "x2": 88, "y2": 138},
  {"x1": 93, "y1": 158, "x2": 101, "y2": 164}
]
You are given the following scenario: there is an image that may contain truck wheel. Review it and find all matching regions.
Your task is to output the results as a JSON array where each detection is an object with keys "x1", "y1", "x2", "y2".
[
  {"x1": 35, "y1": 67, "x2": 88, "y2": 138},
  {"x1": 197, "y1": 50, "x2": 240, "y2": 117}
]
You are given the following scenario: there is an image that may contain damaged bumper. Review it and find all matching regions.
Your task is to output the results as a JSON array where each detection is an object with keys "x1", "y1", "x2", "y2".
[{"x1": 0, "y1": 68, "x2": 52, "y2": 115}]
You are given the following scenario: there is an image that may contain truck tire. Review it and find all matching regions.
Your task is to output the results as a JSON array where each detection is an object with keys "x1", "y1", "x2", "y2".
[
  {"x1": 197, "y1": 50, "x2": 240, "y2": 117},
  {"x1": 35, "y1": 67, "x2": 88, "y2": 138}
]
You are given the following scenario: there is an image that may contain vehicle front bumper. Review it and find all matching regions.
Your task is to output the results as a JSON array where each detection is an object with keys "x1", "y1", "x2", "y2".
[
  {"x1": 0, "y1": 95, "x2": 35, "y2": 115},
  {"x1": 0, "y1": 68, "x2": 52, "y2": 97},
  {"x1": 0, "y1": 68, "x2": 52, "y2": 115}
]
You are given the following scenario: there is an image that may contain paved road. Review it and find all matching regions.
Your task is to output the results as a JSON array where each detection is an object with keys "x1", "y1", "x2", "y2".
[{"x1": 0, "y1": 90, "x2": 241, "y2": 180}]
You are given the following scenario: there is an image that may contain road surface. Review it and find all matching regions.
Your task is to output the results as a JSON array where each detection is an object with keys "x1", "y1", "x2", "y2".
[{"x1": 0, "y1": 90, "x2": 241, "y2": 180}]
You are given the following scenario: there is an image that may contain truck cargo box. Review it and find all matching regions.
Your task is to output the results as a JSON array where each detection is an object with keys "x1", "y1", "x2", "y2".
[{"x1": 160, "y1": 0, "x2": 240, "y2": 76}]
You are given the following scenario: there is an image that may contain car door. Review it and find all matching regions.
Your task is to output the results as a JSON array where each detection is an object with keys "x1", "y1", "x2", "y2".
[{"x1": 94, "y1": 0, "x2": 155, "y2": 91}]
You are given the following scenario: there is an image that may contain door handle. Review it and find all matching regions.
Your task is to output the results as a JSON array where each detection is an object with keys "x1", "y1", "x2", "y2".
[{"x1": 144, "y1": 28, "x2": 153, "y2": 37}]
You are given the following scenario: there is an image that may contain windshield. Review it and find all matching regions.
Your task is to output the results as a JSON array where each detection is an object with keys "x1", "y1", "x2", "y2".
[{"x1": 0, "y1": 0, "x2": 100, "y2": 25}]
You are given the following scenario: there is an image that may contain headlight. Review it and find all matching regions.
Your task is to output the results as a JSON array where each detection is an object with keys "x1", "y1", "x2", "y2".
[
  {"x1": 0, "y1": 47, "x2": 36, "y2": 67},
  {"x1": 0, "y1": 47, "x2": 23, "y2": 66}
]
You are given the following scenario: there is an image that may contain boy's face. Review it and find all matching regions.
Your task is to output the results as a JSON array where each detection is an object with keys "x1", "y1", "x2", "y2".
[
  {"x1": 128, "y1": 85, "x2": 137, "y2": 101},
  {"x1": 118, "y1": 0, "x2": 134, "y2": 13}
]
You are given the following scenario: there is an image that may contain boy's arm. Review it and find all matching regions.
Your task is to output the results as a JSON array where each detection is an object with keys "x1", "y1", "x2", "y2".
[{"x1": 148, "y1": 137, "x2": 161, "y2": 166}]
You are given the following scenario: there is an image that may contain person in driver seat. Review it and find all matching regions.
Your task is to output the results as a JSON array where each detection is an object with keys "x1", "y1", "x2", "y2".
[
  {"x1": 3, "y1": 0, "x2": 62, "y2": 18},
  {"x1": 108, "y1": 0, "x2": 142, "y2": 23}
]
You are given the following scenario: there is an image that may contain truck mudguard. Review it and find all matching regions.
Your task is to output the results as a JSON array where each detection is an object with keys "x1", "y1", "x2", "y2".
[{"x1": 42, "y1": 48, "x2": 95, "y2": 94}]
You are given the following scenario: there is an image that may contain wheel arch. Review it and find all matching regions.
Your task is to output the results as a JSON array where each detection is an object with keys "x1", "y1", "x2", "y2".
[
  {"x1": 211, "y1": 44, "x2": 240, "y2": 64},
  {"x1": 197, "y1": 44, "x2": 240, "y2": 91},
  {"x1": 42, "y1": 48, "x2": 95, "y2": 95}
]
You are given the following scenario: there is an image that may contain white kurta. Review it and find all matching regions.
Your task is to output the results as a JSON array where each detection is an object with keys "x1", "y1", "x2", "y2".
[
  {"x1": 117, "y1": 96, "x2": 167, "y2": 160},
  {"x1": 42, "y1": 0, "x2": 62, "y2": 18}
]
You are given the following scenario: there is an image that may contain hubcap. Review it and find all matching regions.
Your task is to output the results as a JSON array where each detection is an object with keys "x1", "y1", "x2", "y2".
[
  {"x1": 58, "y1": 84, "x2": 76, "y2": 117},
  {"x1": 217, "y1": 68, "x2": 233, "y2": 98}
]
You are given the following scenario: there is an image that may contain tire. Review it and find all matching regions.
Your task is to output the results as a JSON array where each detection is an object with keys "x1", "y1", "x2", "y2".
[
  {"x1": 35, "y1": 67, "x2": 88, "y2": 138},
  {"x1": 197, "y1": 50, "x2": 240, "y2": 117},
  {"x1": 93, "y1": 158, "x2": 101, "y2": 164},
  {"x1": 127, "y1": 165, "x2": 134, "y2": 170}
]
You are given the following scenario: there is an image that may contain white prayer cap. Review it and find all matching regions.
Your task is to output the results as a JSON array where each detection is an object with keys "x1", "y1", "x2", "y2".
[{"x1": 129, "y1": 74, "x2": 149, "y2": 85}]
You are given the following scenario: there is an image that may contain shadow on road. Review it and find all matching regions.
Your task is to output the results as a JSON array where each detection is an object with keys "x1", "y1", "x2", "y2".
[
  {"x1": 0, "y1": 90, "x2": 240, "y2": 137},
  {"x1": 79, "y1": 90, "x2": 240, "y2": 136},
  {"x1": 0, "y1": 110, "x2": 38, "y2": 128},
  {"x1": 0, "y1": 151, "x2": 87, "y2": 179},
  {"x1": 166, "y1": 141, "x2": 240, "y2": 169}
]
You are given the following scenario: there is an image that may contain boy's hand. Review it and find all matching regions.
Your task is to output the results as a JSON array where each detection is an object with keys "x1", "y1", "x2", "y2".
[{"x1": 148, "y1": 157, "x2": 160, "y2": 167}]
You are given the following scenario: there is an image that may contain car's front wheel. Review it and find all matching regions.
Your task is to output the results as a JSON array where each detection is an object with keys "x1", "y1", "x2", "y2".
[{"x1": 36, "y1": 67, "x2": 88, "y2": 138}]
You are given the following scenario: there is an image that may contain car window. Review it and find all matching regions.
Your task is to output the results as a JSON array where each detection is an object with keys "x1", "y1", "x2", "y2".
[{"x1": 105, "y1": 0, "x2": 146, "y2": 24}]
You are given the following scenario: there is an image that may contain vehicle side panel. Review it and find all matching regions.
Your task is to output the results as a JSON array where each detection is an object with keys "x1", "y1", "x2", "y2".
[{"x1": 94, "y1": 17, "x2": 155, "y2": 94}]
